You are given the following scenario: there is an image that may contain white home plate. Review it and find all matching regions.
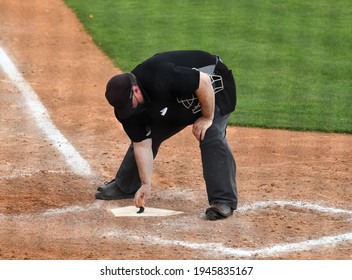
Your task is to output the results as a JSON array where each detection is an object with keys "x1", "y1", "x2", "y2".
[{"x1": 110, "y1": 206, "x2": 183, "y2": 217}]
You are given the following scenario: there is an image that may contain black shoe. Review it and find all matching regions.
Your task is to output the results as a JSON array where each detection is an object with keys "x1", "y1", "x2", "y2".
[
  {"x1": 205, "y1": 203, "x2": 234, "y2": 221},
  {"x1": 95, "y1": 179, "x2": 135, "y2": 200}
]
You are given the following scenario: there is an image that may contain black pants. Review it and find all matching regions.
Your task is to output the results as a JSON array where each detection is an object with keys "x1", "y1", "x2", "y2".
[{"x1": 114, "y1": 105, "x2": 238, "y2": 210}]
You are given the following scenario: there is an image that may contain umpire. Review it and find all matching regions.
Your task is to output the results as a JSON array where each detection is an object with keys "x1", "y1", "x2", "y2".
[{"x1": 96, "y1": 50, "x2": 238, "y2": 221}]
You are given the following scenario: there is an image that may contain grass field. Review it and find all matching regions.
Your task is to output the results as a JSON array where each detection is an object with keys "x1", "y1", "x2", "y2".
[{"x1": 64, "y1": 0, "x2": 352, "y2": 133}]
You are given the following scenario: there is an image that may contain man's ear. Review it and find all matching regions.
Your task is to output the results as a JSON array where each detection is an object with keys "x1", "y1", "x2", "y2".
[
  {"x1": 132, "y1": 85, "x2": 140, "y2": 94},
  {"x1": 133, "y1": 86, "x2": 144, "y2": 102}
]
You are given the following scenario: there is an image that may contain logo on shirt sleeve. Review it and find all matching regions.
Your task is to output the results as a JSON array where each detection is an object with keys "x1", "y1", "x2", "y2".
[{"x1": 160, "y1": 107, "x2": 168, "y2": 116}]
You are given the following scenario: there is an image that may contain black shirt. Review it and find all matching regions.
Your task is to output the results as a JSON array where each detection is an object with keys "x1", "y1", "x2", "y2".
[{"x1": 116, "y1": 50, "x2": 236, "y2": 142}]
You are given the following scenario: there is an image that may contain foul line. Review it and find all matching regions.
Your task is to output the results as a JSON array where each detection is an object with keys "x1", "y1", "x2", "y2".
[
  {"x1": 0, "y1": 47, "x2": 94, "y2": 177},
  {"x1": 105, "y1": 230, "x2": 352, "y2": 259}
]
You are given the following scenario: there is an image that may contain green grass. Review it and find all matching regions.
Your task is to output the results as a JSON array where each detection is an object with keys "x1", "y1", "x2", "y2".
[{"x1": 64, "y1": 0, "x2": 352, "y2": 133}]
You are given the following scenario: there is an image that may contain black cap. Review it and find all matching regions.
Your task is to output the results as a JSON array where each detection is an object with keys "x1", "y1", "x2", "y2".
[{"x1": 105, "y1": 73, "x2": 137, "y2": 119}]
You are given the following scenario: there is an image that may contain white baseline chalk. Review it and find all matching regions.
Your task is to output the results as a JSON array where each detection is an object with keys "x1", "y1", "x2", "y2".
[
  {"x1": 0, "y1": 47, "x2": 94, "y2": 177},
  {"x1": 238, "y1": 200, "x2": 352, "y2": 215},
  {"x1": 104, "y1": 230, "x2": 352, "y2": 259}
]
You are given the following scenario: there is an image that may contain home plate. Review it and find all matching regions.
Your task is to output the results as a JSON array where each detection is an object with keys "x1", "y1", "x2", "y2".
[{"x1": 110, "y1": 206, "x2": 183, "y2": 217}]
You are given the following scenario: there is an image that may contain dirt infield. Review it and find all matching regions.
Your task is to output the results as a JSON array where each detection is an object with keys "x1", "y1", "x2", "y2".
[{"x1": 1, "y1": 0, "x2": 351, "y2": 260}]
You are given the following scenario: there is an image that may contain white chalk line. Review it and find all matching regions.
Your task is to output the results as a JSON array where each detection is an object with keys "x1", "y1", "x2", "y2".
[
  {"x1": 0, "y1": 168, "x2": 67, "y2": 180},
  {"x1": 0, "y1": 47, "x2": 94, "y2": 177},
  {"x1": 238, "y1": 200, "x2": 352, "y2": 215},
  {"x1": 105, "y1": 230, "x2": 352, "y2": 259},
  {"x1": 0, "y1": 201, "x2": 103, "y2": 220},
  {"x1": 41, "y1": 201, "x2": 103, "y2": 217}
]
